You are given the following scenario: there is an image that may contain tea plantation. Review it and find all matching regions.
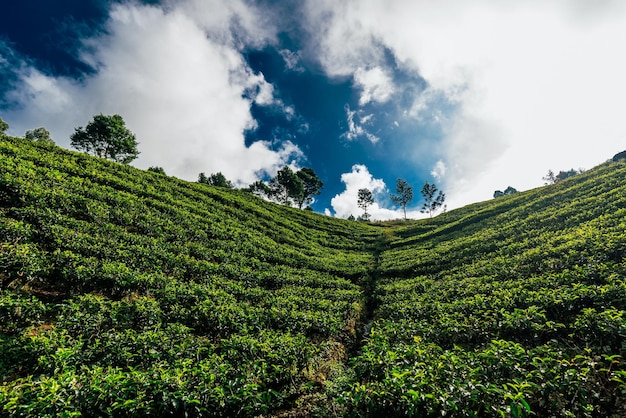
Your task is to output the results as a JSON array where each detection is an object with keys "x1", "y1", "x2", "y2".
[{"x1": 1, "y1": 136, "x2": 625, "y2": 416}]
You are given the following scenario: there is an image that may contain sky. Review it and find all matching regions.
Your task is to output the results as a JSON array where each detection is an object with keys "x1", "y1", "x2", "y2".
[{"x1": 1, "y1": 0, "x2": 625, "y2": 220}]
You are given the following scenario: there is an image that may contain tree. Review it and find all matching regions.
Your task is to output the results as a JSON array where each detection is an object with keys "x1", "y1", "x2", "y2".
[
  {"x1": 493, "y1": 186, "x2": 517, "y2": 198},
  {"x1": 199, "y1": 172, "x2": 233, "y2": 188},
  {"x1": 543, "y1": 168, "x2": 583, "y2": 185},
  {"x1": 613, "y1": 150, "x2": 626, "y2": 162},
  {"x1": 542, "y1": 169, "x2": 556, "y2": 185},
  {"x1": 246, "y1": 166, "x2": 321, "y2": 209},
  {"x1": 148, "y1": 166, "x2": 166, "y2": 175},
  {"x1": 420, "y1": 181, "x2": 445, "y2": 218},
  {"x1": 0, "y1": 117, "x2": 9, "y2": 135},
  {"x1": 25, "y1": 127, "x2": 54, "y2": 144},
  {"x1": 390, "y1": 178, "x2": 413, "y2": 220},
  {"x1": 269, "y1": 166, "x2": 304, "y2": 206},
  {"x1": 295, "y1": 167, "x2": 323, "y2": 209},
  {"x1": 70, "y1": 114, "x2": 139, "y2": 163},
  {"x1": 209, "y1": 172, "x2": 233, "y2": 188},
  {"x1": 357, "y1": 188, "x2": 374, "y2": 221},
  {"x1": 248, "y1": 180, "x2": 271, "y2": 198}
]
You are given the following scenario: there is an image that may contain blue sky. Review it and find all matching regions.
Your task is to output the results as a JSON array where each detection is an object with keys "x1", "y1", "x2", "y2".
[{"x1": 2, "y1": 0, "x2": 626, "y2": 219}]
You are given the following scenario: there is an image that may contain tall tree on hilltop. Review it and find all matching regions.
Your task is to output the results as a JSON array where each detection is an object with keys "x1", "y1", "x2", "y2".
[
  {"x1": 357, "y1": 188, "x2": 374, "y2": 221},
  {"x1": 248, "y1": 180, "x2": 271, "y2": 198},
  {"x1": 420, "y1": 181, "x2": 445, "y2": 218},
  {"x1": 390, "y1": 178, "x2": 413, "y2": 220},
  {"x1": 295, "y1": 167, "x2": 323, "y2": 209},
  {"x1": 269, "y1": 166, "x2": 304, "y2": 206},
  {"x1": 70, "y1": 114, "x2": 139, "y2": 163}
]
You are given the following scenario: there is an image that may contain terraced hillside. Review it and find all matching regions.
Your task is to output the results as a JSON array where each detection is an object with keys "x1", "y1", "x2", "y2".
[
  {"x1": 1, "y1": 136, "x2": 625, "y2": 417},
  {"x1": 349, "y1": 163, "x2": 626, "y2": 416}
]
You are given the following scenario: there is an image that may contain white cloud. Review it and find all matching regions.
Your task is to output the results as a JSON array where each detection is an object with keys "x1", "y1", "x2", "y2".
[
  {"x1": 431, "y1": 160, "x2": 447, "y2": 180},
  {"x1": 301, "y1": 1, "x2": 385, "y2": 78},
  {"x1": 342, "y1": 105, "x2": 380, "y2": 144},
  {"x1": 354, "y1": 66, "x2": 394, "y2": 106},
  {"x1": 304, "y1": 0, "x2": 626, "y2": 208},
  {"x1": 329, "y1": 164, "x2": 407, "y2": 221},
  {"x1": 2, "y1": 1, "x2": 300, "y2": 186},
  {"x1": 279, "y1": 49, "x2": 304, "y2": 72}
]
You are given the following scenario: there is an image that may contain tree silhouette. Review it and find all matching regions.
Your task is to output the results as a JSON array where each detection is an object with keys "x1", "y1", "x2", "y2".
[
  {"x1": 295, "y1": 168, "x2": 323, "y2": 209},
  {"x1": 390, "y1": 178, "x2": 413, "y2": 220},
  {"x1": 25, "y1": 127, "x2": 54, "y2": 145},
  {"x1": 420, "y1": 181, "x2": 445, "y2": 218},
  {"x1": 269, "y1": 166, "x2": 304, "y2": 206},
  {"x1": 70, "y1": 114, "x2": 139, "y2": 163},
  {"x1": 357, "y1": 188, "x2": 374, "y2": 221}
]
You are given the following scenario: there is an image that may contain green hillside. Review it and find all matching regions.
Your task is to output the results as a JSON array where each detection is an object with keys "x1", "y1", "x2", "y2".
[{"x1": 1, "y1": 136, "x2": 625, "y2": 417}]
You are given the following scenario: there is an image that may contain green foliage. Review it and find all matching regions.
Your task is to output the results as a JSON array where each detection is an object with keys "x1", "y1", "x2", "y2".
[
  {"x1": 70, "y1": 114, "x2": 139, "y2": 163},
  {"x1": 147, "y1": 166, "x2": 166, "y2": 175},
  {"x1": 1, "y1": 136, "x2": 625, "y2": 416},
  {"x1": 0, "y1": 136, "x2": 376, "y2": 416},
  {"x1": 543, "y1": 168, "x2": 584, "y2": 185},
  {"x1": 420, "y1": 181, "x2": 445, "y2": 218},
  {"x1": 0, "y1": 116, "x2": 8, "y2": 134},
  {"x1": 269, "y1": 165, "x2": 304, "y2": 206},
  {"x1": 250, "y1": 166, "x2": 323, "y2": 209},
  {"x1": 390, "y1": 178, "x2": 413, "y2": 220},
  {"x1": 25, "y1": 127, "x2": 54, "y2": 145},
  {"x1": 295, "y1": 167, "x2": 324, "y2": 209},
  {"x1": 198, "y1": 171, "x2": 233, "y2": 188},
  {"x1": 248, "y1": 180, "x2": 271, "y2": 197}
]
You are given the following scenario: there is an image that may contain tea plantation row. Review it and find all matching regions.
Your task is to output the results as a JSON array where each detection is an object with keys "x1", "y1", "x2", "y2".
[
  {"x1": 0, "y1": 137, "x2": 380, "y2": 416},
  {"x1": 1, "y1": 136, "x2": 625, "y2": 416}
]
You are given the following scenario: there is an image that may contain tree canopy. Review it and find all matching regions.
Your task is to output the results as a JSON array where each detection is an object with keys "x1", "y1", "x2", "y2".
[
  {"x1": 70, "y1": 114, "x2": 139, "y2": 164},
  {"x1": 493, "y1": 186, "x2": 518, "y2": 198},
  {"x1": 248, "y1": 166, "x2": 323, "y2": 209},
  {"x1": 543, "y1": 168, "x2": 584, "y2": 185},
  {"x1": 269, "y1": 166, "x2": 304, "y2": 206},
  {"x1": 295, "y1": 167, "x2": 323, "y2": 209},
  {"x1": 199, "y1": 172, "x2": 233, "y2": 188},
  {"x1": 420, "y1": 181, "x2": 445, "y2": 218},
  {"x1": 25, "y1": 127, "x2": 54, "y2": 145},
  {"x1": 612, "y1": 150, "x2": 626, "y2": 162},
  {"x1": 390, "y1": 178, "x2": 413, "y2": 220},
  {"x1": 249, "y1": 180, "x2": 271, "y2": 197},
  {"x1": 147, "y1": 166, "x2": 166, "y2": 175}
]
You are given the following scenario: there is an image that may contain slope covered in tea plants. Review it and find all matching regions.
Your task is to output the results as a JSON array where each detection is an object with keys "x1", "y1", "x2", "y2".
[
  {"x1": 347, "y1": 162, "x2": 626, "y2": 416},
  {"x1": 0, "y1": 136, "x2": 381, "y2": 416},
  {"x1": 1, "y1": 136, "x2": 625, "y2": 417}
]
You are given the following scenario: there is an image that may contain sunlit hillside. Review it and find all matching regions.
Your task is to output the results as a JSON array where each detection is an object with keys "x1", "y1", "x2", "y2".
[{"x1": 1, "y1": 136, "x2": 625, "y2": 417}]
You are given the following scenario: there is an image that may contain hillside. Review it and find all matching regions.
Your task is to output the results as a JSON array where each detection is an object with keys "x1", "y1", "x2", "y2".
[{"x1": 1, "y1": 136, "x2": 625, "y2": 417}]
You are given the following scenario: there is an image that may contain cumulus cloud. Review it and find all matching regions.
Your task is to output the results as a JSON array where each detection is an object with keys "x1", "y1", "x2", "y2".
[
  {"x1": 329, "y1": 164, "x2": 405, "y2": 220},
  {"x1": 1, "y1": 0, "x2": 300, "y2": 185},
  {"x1": 354, "y1": 67, "x2": 394, "y2": 106}
]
